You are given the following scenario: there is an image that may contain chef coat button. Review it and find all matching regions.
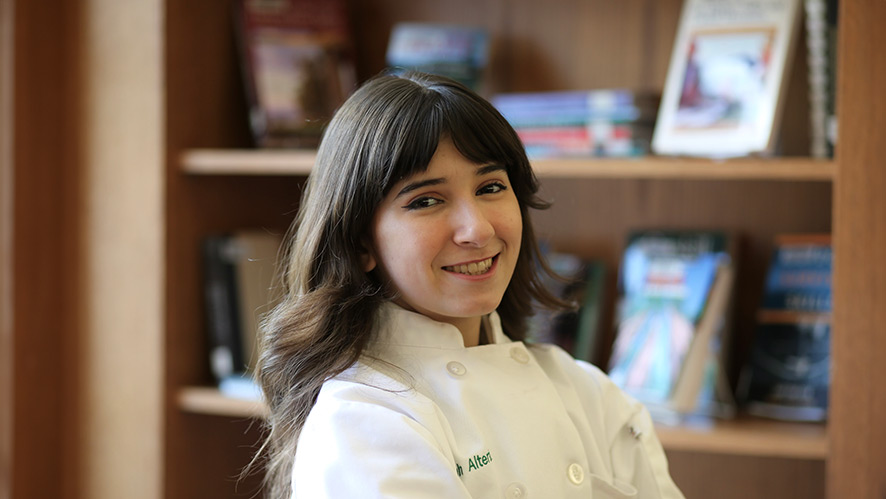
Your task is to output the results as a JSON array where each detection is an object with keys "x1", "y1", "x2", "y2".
[
  {"x1": 509, "y1": 346, "x2": 530, "y2": 364},
  {"x1": 567, "y1": 463, "x2": 585, "y2": 485},
  {"x1": 504, "y1": 482, "x2": 527, "y2": 498},
  {"x1": 446, "y1": 361, "x2": 467, "y2": 377}
]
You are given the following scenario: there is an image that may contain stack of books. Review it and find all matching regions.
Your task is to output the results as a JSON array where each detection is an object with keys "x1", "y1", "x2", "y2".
[{"x1": 491, "y1": 89, "x2": 659, "y2": 159}]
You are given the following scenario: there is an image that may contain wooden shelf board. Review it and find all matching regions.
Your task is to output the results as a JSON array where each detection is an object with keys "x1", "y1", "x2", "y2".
[
  {"x1": 180, "y1": 149, "x2": 835, "y2": 181},
  {"x1": 178, "y1": 387, "x2": 827, "y2": 459},
  {"x1": 180, "y1": 149, "x2": 316, "y2": 176},
  {"x1": 655, "y1": 415, "x2": 827, "y2": 460},
  {"x1": 177, "y1": 386, "x2": 267, "y2": 419},
  {"x1": 532, "y1": 156, "x2": 835, "y2": 181}
]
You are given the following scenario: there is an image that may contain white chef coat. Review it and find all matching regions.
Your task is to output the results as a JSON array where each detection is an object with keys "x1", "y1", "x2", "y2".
[{"x1": 293, "y1": 303, "x2": 684, "y2": 498}]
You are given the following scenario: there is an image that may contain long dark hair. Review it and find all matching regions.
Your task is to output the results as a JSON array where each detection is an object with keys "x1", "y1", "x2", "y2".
[{"x1": 257, "y1": 71, "x2": 563, "y2": 498}]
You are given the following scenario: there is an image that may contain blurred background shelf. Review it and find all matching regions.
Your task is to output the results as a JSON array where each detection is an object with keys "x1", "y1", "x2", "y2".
[
  {"x1": 178, "y1": 386, "x2": 827, "y2": 460},
  {"x1": 178, "y1": 386, "x2": 267, "y2": 419},
  {"x1": 180, "y1": 148, "x2": 835, "y2": 182},
  {"x1": 655, "y1": 415, "x2": 827, "y2": 460}
]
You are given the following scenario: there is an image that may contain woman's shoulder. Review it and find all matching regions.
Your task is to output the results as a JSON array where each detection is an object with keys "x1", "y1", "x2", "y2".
[
  {"x1": 529, "y1": 342, "x2": 610, "y2": 386},
  {"x1": 309, "y1": 358, "x2": 435, "y2": 420}
]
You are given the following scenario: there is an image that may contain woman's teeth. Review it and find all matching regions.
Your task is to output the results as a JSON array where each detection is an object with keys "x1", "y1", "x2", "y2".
[{"x1": 445, "y1": 257, "x2": 493, "y2": 276}]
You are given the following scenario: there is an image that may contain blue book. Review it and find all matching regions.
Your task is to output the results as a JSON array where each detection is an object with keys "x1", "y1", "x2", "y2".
[
  {"x1": 492, "y1": 89, "x2": 643, "y2": 111},
  {"x1": 492, "y1": 89, "x2": 658, "y2": 126},
  {"x1": 739, "y1": 234, "x2": 832, "y2": 422},
  {"x1": 608, "y1": 230, "x2": 732, "y2": 412}
]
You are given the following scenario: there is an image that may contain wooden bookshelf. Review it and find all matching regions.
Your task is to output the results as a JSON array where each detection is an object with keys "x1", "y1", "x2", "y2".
[
  {"x1": 178, "y1": 386, "x2": 826, "y2": 460},
  {"x1": 151, "y1": 1, "x2": 886, "y2": 498},
  {"x1": 181, "y1": 148, "x2": 835, "y2": 181}
]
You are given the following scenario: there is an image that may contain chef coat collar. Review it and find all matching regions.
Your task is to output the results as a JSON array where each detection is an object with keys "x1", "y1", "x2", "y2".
[{"x1": 374, "y1": 302, "x2": 512, "y2": 350}]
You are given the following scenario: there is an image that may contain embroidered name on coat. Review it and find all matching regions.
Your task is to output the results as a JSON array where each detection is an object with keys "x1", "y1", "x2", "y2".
[{"x1": 455, "y1": 451, "x2": 493, "y2": 477}]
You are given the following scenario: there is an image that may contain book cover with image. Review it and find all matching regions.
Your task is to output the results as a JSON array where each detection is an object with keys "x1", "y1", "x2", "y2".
[
  {"x1": 233, "y1": 0, "x2": 357, "y2": 147},
  {"x1": 652, "y1": 0, "x2": 802, "y2": 157},
  {"x1": 608, "y1": 230, "x2": 736, "y2": 422}
]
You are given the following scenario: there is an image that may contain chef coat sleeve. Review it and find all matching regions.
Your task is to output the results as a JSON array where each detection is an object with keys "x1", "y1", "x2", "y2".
[
  {"x1": 610, "y1": 403, "x2": 686, "y2": 499},
  {"x1": 292, "y1": 396, "x2": 472, "y2": 499},
  {"x1": 577, "y1": 360, "x2": 685, "y2": 499}
]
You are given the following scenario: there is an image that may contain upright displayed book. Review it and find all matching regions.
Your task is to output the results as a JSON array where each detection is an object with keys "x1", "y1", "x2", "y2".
[
  {"x1": 652, "y1": 0, "x2": 802, "y2": 158},
  {"x1": 608, "y1": 230, "x2": 736, "y2": 423},
  {"x1": 202, "y1": 230, "x2": 283, "y2": 399},
  {"x1": 233, "y1": 0, "x2": 356, "y2": 147},
  {"x1": 491, "y1": 89, "x2": 659, "y2": 159},
  {"x1": 386, "y1": 23, "x2": 490, "y2": 92},
  {"x1": 527, "y1": 251, "x2": 607, "y2": 365},
  {"x1": 738, "y1": 234, "x2": 832, "y2": 422}
]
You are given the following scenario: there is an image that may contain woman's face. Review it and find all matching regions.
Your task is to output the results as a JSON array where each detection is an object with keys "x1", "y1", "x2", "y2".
[{"x1": 365, "y1": 138, "x2": 523, "y2": 344}]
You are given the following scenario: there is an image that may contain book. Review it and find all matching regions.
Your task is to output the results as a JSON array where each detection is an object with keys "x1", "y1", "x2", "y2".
[
  {"x1": 202, "y1": 230, "x2": 283, "y2": 394},
  {"x1": 491, "y1": 89, "x2": 659, "y2": 159},
  {"x1": 203, "y1": 236, "x2": 244, "y2": 382},
  {"x1": 608, "y1": 230, "x2": 736, "y2": 422},
  {"x1": 528, "y1": 252, "x2": 607, "y2": 365},
  {"x1": 803, "y1": 0, "x2": 839, "y2": 157},
  {"x1": 572, "y1": 261, "x2": 607, "y2": 364},
  {"x1": 386, "y1": 23, "x2": 490, "y2": 92},
  {"x1": 492, "y1": 89, "x2": 659, "y2": 126},
  {"x1": 737, "y1": 234, "x2": 831, "y2": 422},
  {"x1": 669, "y1": 263, "x2": 736, "y2": 418},
  {"x1": 232, "y1": 0, "x2": 356, "y2": 148},
  {"x1": 652, "y1": 0, "x2": 802, "y2": 158},
  {"x1": 516, "y1": 123, "x2": 653, "y2": 159}
]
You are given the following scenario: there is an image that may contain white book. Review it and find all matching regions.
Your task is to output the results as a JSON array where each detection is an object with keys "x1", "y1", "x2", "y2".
[{"x1": 652, "y1": 0, "x2": 802, "y2": 158}]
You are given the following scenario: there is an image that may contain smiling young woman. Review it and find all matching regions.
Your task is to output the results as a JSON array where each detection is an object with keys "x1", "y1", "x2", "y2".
[{"x1": 256, "y1": 71, "x2": 685, "y2": 499}]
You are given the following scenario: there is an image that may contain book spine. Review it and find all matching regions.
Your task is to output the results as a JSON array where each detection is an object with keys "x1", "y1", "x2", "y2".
[
  {"x1": 804, "y1": 0, "x2": 833, "y2": 158},
  {"x1": 202, "y1": 236, "x2": 245, "y2": 381},
  {"x1": 492, "y1": 89, "x2": 638, "y2": 111}
]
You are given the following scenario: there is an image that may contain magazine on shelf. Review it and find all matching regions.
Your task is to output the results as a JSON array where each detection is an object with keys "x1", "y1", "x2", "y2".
[
  {"x1": 608, "y1": 230, "x2": 737, "y2": 423},
  {"x1": 232, "y1": 0, "x2": 356, "y2": 148},
  {"x1": 737, "y1": 234, "x2": 832, "y2": 422},
  {"x1": 652, "y1": 0, "x2": 802, "y2": 158}
]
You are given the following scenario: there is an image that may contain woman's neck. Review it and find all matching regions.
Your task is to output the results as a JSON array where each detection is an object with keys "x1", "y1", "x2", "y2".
[{"x1": 452, "y1": 315, "x2": 484, "y2": 347}]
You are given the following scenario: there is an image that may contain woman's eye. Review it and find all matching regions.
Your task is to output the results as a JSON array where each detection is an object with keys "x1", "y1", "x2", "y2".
[
  {"x1": 404, "y1": 196, "x2": 441, "y2": 210},
  {"x1": 478, "y1": 182, "x2": 507, "y2": 195}
]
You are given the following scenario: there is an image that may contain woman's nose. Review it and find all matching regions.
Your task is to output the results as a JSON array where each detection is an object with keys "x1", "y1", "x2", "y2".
[{"x1": 453, "y1": 201, "x2": 494, "y2": 247}]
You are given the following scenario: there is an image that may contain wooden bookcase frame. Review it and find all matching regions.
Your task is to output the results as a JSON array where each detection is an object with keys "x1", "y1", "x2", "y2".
[{"x1": 3, "y1": 0, "x2": 884, "y2": 498}]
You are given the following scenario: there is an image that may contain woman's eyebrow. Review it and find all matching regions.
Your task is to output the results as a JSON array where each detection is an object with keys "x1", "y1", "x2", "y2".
[
  {"x1": 477, "y1": 163, "x2": 506, "y2": 176},
  {"x1": 395, "y1": 177, "x2": 445, "y2": 198}
]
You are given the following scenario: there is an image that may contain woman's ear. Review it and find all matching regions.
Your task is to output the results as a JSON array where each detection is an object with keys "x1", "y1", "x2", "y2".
[{"x1": 360, "y1": 240, "x2": 377, "y2": 272}]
